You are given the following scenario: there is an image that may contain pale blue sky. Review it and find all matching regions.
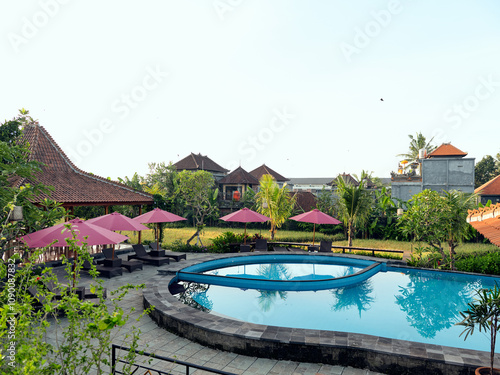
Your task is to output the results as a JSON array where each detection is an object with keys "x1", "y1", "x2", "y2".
[{"x1": 1, "y1": 1, "x2": 500, "y2": 180}]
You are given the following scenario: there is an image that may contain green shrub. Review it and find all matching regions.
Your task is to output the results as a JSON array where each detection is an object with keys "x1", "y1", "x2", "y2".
[
  {"x1": 455, "y1": 252, "x2": 500, "y2": 275},
  {"x1": 169, "y1": 240, "x2": 209, "y2": 253}
]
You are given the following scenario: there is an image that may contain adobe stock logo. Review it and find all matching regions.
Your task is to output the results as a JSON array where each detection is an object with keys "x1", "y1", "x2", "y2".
[
  {"x1": 226, "y1": 106, "x2": 295, "y2": 171},
  {"x1": 213, "y1": 0, "x2": 244, "y2": 21},
  {"x1": 65, "y1": 65, "x2": 168, "y2": 165},
  {"x1": 8, "y1": 0, "x2": 72, "y2": 53},
  {"x1": 443, "y1": 75, "x2": 500, "y2": 129},
  {"x1": 339, "y1": 0, "x2": 404, "y2": 63}
]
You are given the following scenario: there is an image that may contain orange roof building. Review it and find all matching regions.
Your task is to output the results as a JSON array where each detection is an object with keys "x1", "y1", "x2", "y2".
[
  {"x1": 475, "y1": 174, "x2": 500, "y2": 205},
  {"x1": 11, "y1": 124, "x2": 153, "y2": 209},
  {"x1": 427, "y1": 143, "x2": 468, "y2": 158},
  {"x1": 467, "y1": 204, "x2": 500, "y2": 248}
]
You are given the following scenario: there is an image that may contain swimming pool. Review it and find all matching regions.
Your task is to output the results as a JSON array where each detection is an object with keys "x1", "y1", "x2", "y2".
[{"x1": 173, "y1": 254, "x2": 500, "y2": 352}]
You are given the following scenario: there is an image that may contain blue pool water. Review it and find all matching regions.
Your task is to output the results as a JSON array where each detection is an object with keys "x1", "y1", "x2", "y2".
[{"x1": 175, "y1": 255, "x2": 500, "y2": 352}]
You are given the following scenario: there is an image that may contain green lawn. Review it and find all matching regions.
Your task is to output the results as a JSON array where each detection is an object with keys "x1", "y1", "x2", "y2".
[{"x1": 123, "y1": 226, "x2": 497, "y2": 256}]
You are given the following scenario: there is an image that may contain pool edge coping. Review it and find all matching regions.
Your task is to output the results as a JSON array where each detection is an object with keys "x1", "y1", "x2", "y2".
[{"x1": 144, "y1": 252, "x2": 495, "y2": 375}]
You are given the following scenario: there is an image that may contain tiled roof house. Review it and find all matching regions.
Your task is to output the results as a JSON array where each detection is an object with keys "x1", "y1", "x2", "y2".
[
  {"x1": 218, "y1": 167, "x2": 259, "y2": 201},
  {"x1": 475, "y1": 174, "x2": 500, "y2": 205},
  {"x1": 468, "y1": 203, "x2": 500, "y2": 247},
  {"x1": 11, "y1": 124, "x2": 153, "y2": 209},
  {"x1": 249, "y1": 164, "x2": 289, "y2": 187},
  {"x1": 173, "y1": 153, "x2": 228, "y2": 181}
]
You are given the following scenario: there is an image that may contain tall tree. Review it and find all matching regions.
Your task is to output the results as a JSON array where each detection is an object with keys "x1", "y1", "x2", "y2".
[
  {"x1": 442, "y1": 190, "x2": 477, "y2": 269},
  {"x1": 334, "y1": 171, "x2": 374, "y2": 247},
  {"x1": 399, "y1": 189, "x2": 476, "y2": 269},
  {"x1": 475, "y1": 155, "x2": 499, "y2": 188},
  {"x1": 177, "y1": 170, "x2": 218, "y2": 246},
  {"x1": 397, "y1": 132, "x2": 437, "y2": 161},
  {"x1": 255, "y1": 174, "x2": 295, "y2": 240}
]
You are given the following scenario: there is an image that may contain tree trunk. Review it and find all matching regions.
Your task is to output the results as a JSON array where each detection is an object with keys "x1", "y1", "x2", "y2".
[
  {"x1": 348, "y1": 223, "x2": 353, "y2": 249},
  {"x1": 186, "y1": 230, "x2": 198, "y2": 245}
]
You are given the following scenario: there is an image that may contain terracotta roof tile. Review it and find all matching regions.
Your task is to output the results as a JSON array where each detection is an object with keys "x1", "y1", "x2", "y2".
[
  {"x1": 174, "y1": 153, "x2": 228, "y2": 173},
  {"x1": 468, "y1": 203, "x2": 500, "y2": 247},
  {"x1": 12, "y1": 125, "x2": 153, "y2": 206},
  {"x1": 427, "y1": 143, "x2": 467, "y2": 158},
  {"x1": 475, "y1": 174, "x2": 500, "y2": 195},
  {"x1": 249, "y1": 164, "x2": 288, "y2": 182},
  {"x1": 218, "y1": 166, "x2": 259, "y2": 185}
]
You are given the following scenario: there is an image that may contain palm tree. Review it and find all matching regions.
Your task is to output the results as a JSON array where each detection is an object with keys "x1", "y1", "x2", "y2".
[
  {"x1": 397, "y1": 132, "x2": 437, "y2": 161},
  {"x1": 255, "y1": 174, "x2": 296, "y2": 240},
  {"x1": 334, "y1": 171, "x2": 374, "y2": 247}
]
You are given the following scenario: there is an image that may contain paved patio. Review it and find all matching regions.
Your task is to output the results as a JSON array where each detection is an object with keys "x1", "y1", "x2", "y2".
[{"x1": 47, "y1": 249, "x2": 388, "y2": 375}]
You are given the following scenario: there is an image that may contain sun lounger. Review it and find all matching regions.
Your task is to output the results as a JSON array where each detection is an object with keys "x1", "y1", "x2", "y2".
[
  {"x1": 254, "y1": 239, "x2": 268, "y2": 251},
  {"x1": 239, "y1": 244, "x2": 251, "y2": 252},
  {"x1": 149, "y1": 243, "x2": 187, "y2": 262},
  {"x1": 83, "y1": 259, "x2": 123, "y2": 279},
  {"x1": 319, "y1": 240, "x2": 332, "y2": 253},
  {"x1": 128, "y1": 244, "x2": 170, "y2": 266},
  {"x1": 101, "y1": 248, "x2": 143, "y2": 273},
  {"x1": 273, "y1": 246, "x2": 289, "y2": 252}
]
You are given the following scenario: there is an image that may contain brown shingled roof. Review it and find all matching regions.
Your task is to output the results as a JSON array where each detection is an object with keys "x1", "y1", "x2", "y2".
[
  {"x1": 427, "y1": 143, "x2": 467, "y2": 158},
  {"x1": 218, "y1": 167, "x2": 259, "y2": 185},
  {"x1": 174, "y1": 153, "x2": 228, "y2": 173},
  {"x1": 475, "y1": 174, "x2": 500, "y2": 196},
  {"x1": 467, "y1": 203, "x2": 500, "y2": 247},
  {"x1": 249, "y1": 164, "x2": 288, "y2": 182},
  {"x1": 12, "y1": 124, "x2": 153, "y2": 207}
]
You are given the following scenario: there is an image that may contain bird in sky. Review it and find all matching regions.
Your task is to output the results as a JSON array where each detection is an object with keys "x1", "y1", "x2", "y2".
[{"x1": 380, "y1": 98, "x2": 384, "y2": 101}]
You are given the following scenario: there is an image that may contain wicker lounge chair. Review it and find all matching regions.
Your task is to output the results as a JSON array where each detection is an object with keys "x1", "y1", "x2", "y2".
[
  {"x1": 101, "y1": 248, "x2": 143, "y2": 273},
  {"x1": 319, "y1": 240, "x2": 332, "y2": 253},
  {"x1": 239, "y1": 244, "x2": 251, "y2": 252},
  {"x1": 128, "y1": 244, "x2": 170, "y2": 266},
  {"x1": 82, "y1": 259, "x2": 123, "y2": 279},
  {"x1": 254, "y1": 239, "x2": 268, "y2": 251},
  {"x1": 149, "y1": 243, "x2": 187, "y2": 262}
]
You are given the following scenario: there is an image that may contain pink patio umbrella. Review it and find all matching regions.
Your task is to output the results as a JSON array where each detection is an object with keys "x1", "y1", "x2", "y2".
[
  {"x1": 86, "y1": 212, "x2": 148, "y2": 259},
  {"x1": 219, "y1": 208, "x2": 270, "y2": 244},
  {"x1": 20, "y1": 218, "x2": 129, "y2": 248},
  {"x1": 133, "y1": 208, "x2": 187, "y2": 250},
  {"x1": 289, "y1": 209, "x2": 341, "y2": 245},
  {"x1": 20, "y1": 218, "x2": 129, "y2": 286}
]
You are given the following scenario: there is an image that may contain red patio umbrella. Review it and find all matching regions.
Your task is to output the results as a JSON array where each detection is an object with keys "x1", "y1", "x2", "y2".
[
  {"x1": 87, "y1": 212, "x2": 148, "y2": 259},
  {"x1": 133, "y1": 208, "x2": 187, "y2": 250},
  {"x1": 289, "y1": 209, "x2": 341, "y2": 245},
  {"x1": 219, "y1": 208, "x2": 270, "y2": 244}
]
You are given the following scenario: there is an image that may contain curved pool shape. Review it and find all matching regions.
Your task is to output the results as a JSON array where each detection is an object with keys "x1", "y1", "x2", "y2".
[
  {"x1": 172, "y1": 254, "x2": 500, "y2": 353},
  {"x1": 175, "y1": 254, "x2": 385, "y2": 291}
]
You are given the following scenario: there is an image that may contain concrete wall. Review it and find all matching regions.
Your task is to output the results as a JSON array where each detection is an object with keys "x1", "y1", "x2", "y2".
[
  {"x1": 422, "y1": 158, "x2": 475, "y2": 194},
  {"x1": 391, "y1": 181, "x2": 422, "y2": 202}
]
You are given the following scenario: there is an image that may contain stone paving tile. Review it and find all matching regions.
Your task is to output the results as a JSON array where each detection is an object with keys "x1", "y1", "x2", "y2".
[
  {"x1": 47, "y1": 251, "x2": 391, "y2": 375},
  {"x1": 241, "y1": 357, "x2": 277, "y2": 374}
]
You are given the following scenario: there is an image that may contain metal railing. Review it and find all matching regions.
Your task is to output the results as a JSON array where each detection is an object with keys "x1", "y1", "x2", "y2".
[{"x1": 111, "y1": 344, "x2": 237, "y2": 375}]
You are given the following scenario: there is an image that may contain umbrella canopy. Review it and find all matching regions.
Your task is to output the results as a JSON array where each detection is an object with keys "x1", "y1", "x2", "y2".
[
  {"x1": 20, "y1": 218, "x2": 128, "y2": 248},
  {"x1": 86, "y1": 212, "x2": 148, "y2": 259},
  {"x1": 220, "y1": 208, "x2": 270, "y2": 244},
  {"x1": 87, "y1": 212, "x2": 148, "y2": 231},
  {"x1": 133, "y1": 208, "x2": 187, "y2": 224},
  {"x1": 133, "y1": 208, "x2": 187, "y2": 249},
  {"x1": 219, "y1": 208, "x2": 270, "y2": 223},
  {"x1": 289, "y1": 209, "x2": 341, "y2": 245}
]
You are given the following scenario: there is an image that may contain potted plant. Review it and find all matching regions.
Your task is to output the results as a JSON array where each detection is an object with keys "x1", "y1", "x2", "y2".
[{"x1": 457, "y1": 284, "x2": 500, "y2": 375}]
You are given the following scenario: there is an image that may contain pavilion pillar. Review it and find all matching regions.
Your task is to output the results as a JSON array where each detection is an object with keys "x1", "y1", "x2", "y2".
[
  {"x1": 138, "y1": 205, "x2": 142, "y2": 244},
  {"x1": 105, "y1": 206, "x2": 109, "y2": 214}
]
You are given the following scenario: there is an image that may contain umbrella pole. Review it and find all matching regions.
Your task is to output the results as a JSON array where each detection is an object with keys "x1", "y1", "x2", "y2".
[
  {"x1": 156, "y1": 223, "x2": 160, "y2": 250},
  {"x1": 244, "y1": 223, "x2": 247, "y2": 244},
  {"x1": 313, "y1": 223, "x2": 316, "y2": 246}
]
